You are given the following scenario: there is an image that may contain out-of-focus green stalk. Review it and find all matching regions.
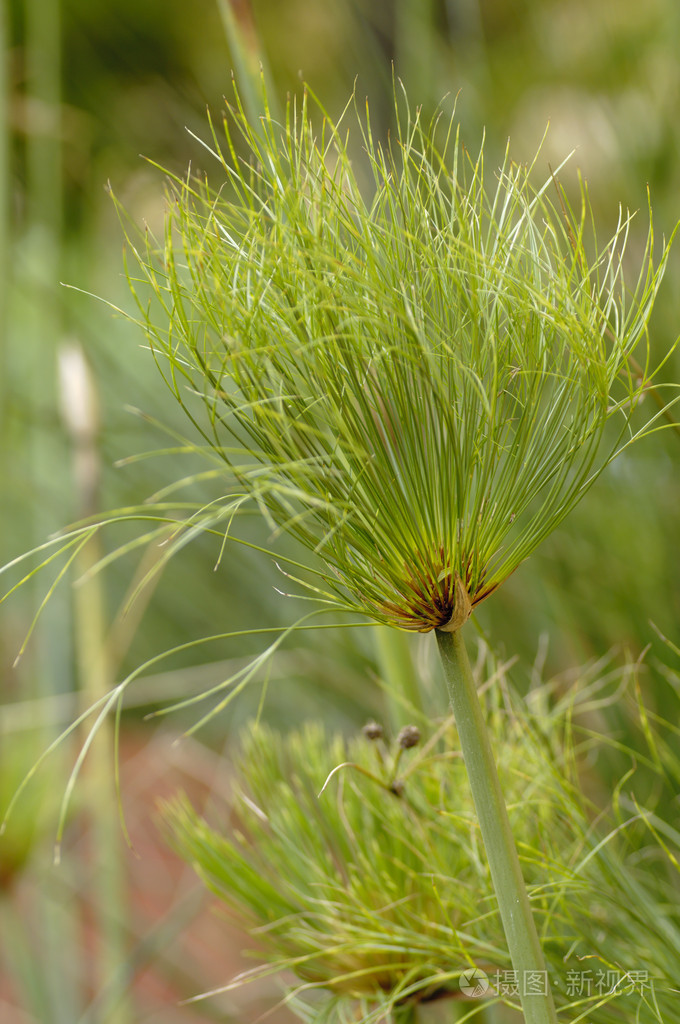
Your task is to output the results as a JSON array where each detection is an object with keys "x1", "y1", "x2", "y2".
[
  {"x1": 0, "y1": 0, "x2": 9, "y2": 597},
  {"x1": 0, "y1": 0, "x2": 8, "y2": 403},
  {"x1": 394, "y1": 0, "x2": 437, "y2": 102},
  {"x1": 394, "y1": 1004, "x2": 418, "y2": 1023},
  {"x1": 25, "y1": 0, "x2": 69, "y2": 697},
  {"x1": 373, "y1": 625, "x2": 426, "y2": 734},
  {"x1": 60, "y1": 344, "x2": 132, "y2": 1024},
  {"x1": 23, "y1": 3, "x2": 78, "y2": 1020},
  {"x1": 215, "y1": 0, "x2": 279, "y2": 122},
  {"x1": 26, "y1": 0, "x2": 62, "y2": 232},
  {"x1": 73, "y1": 541, "x2": 132, "y2": 1024}
]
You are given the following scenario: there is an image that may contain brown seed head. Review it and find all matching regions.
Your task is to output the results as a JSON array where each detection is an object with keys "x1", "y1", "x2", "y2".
[
  {"x1": 362, "y1": 721, "x2": 384, "y2": 741},
  {"x1": 397, "y1": 725, "x2": 421, "y2": 749}
]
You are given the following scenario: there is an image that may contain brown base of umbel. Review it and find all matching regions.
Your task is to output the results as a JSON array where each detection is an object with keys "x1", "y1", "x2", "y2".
[{"x1": 437, "y1": 573, "x2": 472, "y2": 632}]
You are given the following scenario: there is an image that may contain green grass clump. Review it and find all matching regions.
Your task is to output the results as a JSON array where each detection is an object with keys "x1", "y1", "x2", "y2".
[{"x1": 163, "y1": 658, "x2": 680, "y2": 1023}]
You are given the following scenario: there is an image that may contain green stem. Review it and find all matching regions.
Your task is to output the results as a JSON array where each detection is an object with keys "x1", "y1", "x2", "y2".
[
  {"x1": 393, "y1": 1003, "x2": 418, "y2": 1024},
  {"x1": 0, "y1": 0, "x2": 8, "y2": 403},
  {"x1": 373, "y1": 624, "x2": 426, "y2": 733},
  {"x1": 435, "y1": 628, "x2": 558, "y2": 1024},
  {"x1": 215, "y1": 0, "x2": 280, "y2": 123},
  {"x1": 64, "y1": 347, "x2": 132, "y2": 1024}
]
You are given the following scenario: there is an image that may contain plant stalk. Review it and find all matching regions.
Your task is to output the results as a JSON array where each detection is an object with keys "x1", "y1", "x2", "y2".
[
  {"x1": 215, "y1": 0, "x2": 279, "y2": 123},
  {"x1": 61, "y1": 344, "x2": 132, "y2": 1024},
  {"x1": 373, "y1": 624, "x2": 426, "y2": 733},
  {"x1": 435, "y1": 628, "x2": 557, "y2": 1024},
  {"x1": 0, "y1": 0, "x2": 8, "y2": 411},
  {"x1": 393, "y1": 1003, "x2": 418, "y2": 1024}
]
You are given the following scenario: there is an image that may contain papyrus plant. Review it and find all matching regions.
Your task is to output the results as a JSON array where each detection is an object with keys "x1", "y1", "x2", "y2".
[
  {"x1": 122, "y1": 84, "x2": 675, "y2": 1024},
  {"x1": 125, "y1": 88, "x2": 671, "y2": 636},
  {"x1": 164, "y1": 666, "x2": 680, "y2": 1024},
  {"x1": 165, "y1": 713, "x2": 567, "y2": 1021}
]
